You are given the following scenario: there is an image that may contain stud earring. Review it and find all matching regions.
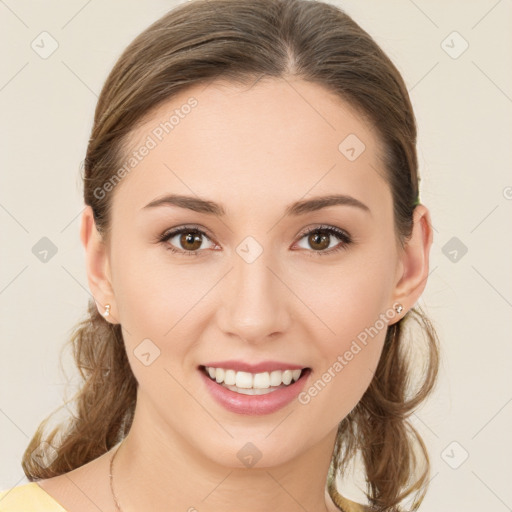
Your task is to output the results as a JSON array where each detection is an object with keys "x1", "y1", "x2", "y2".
[
  {"x1": 394, "y1": 303, "x2": 403, "y2": 314},
  {"x1": 103, "y1": 304, "x2": 111, "y2": 317}
]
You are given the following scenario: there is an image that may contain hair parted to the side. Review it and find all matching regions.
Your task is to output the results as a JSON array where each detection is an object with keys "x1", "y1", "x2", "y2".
[{"x1": 22, "y1": 1, "x2": 440, "y2": 510}]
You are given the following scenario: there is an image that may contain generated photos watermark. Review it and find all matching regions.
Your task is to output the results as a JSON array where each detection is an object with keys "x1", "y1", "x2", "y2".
[{"x1": 93, "y1": 96, "x2": 198, "y2": 201}]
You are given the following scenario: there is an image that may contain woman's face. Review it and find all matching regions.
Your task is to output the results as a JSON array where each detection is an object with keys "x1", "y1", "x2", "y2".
[{"x1": 86, "y1": 78, "x2": 426, "y2": 468}]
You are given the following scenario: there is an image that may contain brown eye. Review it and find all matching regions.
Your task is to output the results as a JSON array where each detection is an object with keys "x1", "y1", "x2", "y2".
[
  {"x1": 295, "y1": 225, "x2": 352, "y2": 255},
  {"x1": 307, "y1": 232, "x2": 331, "y2": 251},
  {"x1": 179, "y1": 231, "x2": 203, "y2": 251},
  {"x1": 160, "y1": 227, "x2": 215, "y2": 255}
]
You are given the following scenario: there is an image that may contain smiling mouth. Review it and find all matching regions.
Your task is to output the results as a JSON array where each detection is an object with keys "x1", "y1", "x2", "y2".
[{"x1": 199, "y1": 365, "x2": 311, "y2": 395}]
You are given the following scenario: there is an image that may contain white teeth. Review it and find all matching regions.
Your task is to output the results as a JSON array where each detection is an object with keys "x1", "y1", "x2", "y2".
[
  {"x1": 215, "y1": 368, "x2": 225, "y2": 383},
  {"x1": 204, "y1": 367, "x2": 305, "y2": 389},
  {"x1": 282, "y1": 370, "x2": 293, "y2": 385},
  {"x1": 253, "y1": 372, "x2": 270, "y2": 389},
  {"x1": 291, "y1": 369, "x2": 301, "y2": 381},
  {"x1": 235, "y1": 371, "x2": 253, "y2": 389},
  {"x1": 224, "y1": 369, "x2": 236, "y2": 386},
  {"x1": 269, "y1": 370, "x2": 282, "y2": 387},
  {"x1": 222, "y1": 384, "x2": 282, "y2": 395}
]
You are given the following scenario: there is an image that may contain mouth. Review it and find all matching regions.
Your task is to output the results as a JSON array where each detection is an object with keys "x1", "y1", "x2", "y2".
[{"x1": 199, "y1": 365, "x2": 311, "y2": 396}]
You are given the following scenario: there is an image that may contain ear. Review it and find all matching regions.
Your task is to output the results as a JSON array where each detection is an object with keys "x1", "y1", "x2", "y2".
[
  {"x1": 80, "y1": 205, "x2": 119, "y2": 324},
  {"x1": 390, "y1": 204, "x2": 434, "y2": 323}
]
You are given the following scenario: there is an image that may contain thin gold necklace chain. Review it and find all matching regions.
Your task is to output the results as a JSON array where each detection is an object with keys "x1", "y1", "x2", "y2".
[
  {"x1": 109, "y1": 440, "x2": 124, "y2": 512},
  {"x1": 109, "y1": 439, "x2": 336, "y2": 512}
]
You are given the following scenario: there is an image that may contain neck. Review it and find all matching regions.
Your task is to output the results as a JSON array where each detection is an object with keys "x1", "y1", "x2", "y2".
[{"x1": 111, "y1": 394, "x2": 341, "y2": 512}]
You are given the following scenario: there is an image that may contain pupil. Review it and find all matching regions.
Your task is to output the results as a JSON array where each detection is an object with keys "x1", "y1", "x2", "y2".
[
  {"x1": 182, "y1": 232, "x2": 201, "y2": 250},
  {"x1": 310, "y1": 232, "x2": 329, "y2": 250}
]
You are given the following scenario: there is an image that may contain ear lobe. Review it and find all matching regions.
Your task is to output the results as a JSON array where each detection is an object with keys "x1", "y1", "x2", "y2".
[
  {"x1": 391, "y1": 205, "x2": 434, "y2": 312},
  {"x1": 80, "y1": 206, "x2": 118, "y2": 323}
]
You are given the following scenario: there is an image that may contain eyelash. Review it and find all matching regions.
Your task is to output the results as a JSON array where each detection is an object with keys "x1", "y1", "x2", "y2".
[{"x1": 157, "y1": 224, "x2": 353, "y2": 258}]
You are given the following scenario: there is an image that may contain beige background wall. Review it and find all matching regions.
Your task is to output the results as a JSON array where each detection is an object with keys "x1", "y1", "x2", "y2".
[{"x1": 1, "y1": 1, "x2": 511, "y2": 510}]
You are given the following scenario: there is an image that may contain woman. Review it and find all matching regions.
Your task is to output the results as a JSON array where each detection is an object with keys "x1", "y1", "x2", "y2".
[{"x1": 0, "y1": 0, "x2": 439, "y2": 510}]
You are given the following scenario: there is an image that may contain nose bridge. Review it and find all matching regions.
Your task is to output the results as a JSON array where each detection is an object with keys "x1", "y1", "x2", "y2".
[{"x1": 219, "y1": 238, "x2": 289, "y2": 342}]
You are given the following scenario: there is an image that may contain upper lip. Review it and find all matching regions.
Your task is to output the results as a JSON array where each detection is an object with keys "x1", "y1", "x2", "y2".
[{"x1": 200, "y1": 360, "x2": 308, "y2": 373}]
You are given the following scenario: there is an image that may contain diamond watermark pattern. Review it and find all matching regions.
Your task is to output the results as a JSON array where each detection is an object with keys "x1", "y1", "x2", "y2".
[
  {"x1": 441, "y1": 441, "x2": 469, "y2": 469},
  {"x1": 236, "y1": 236, "x2": 263, "y2": 264},
  {"x1": 31, "y1": 31, "x2": 59, "y2": 59},
  {"x1": 32, "y1": 237, "x2": 58, "y2": 263},
  {"x1": 442, "y1": 236, "x2": 468, "y2": 263},
  {"x1": 338, "y1": 134, "x2": 366, "y2": 161},
  {"x1": 237, "y1": 442, "x2": 263, "y2": 468},
  {"x1": 134, "y1": 338, "x2": 161, "y2": 366},
  {"x1": 441, "y1": 31, "x2": 469, "y2": 59},
  {"x1": 31, "y1": 442, "x2": 59, "y2": 468}
]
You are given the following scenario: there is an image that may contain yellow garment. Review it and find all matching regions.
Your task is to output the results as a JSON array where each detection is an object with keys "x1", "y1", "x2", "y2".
[
  {"x1": 0, "y1": 481, "x2": 368, "y2": 512},
  {"x1": 329, "y1": 484, "x2": 370, "y2": 512},
  {"x1": 0, "y1": 483, "x2": 67, "y2": 512}
]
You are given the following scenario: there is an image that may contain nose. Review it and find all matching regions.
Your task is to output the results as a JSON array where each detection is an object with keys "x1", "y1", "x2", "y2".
[{"x1": 217, "y1": 246, "x2": 291, "y2": 345}]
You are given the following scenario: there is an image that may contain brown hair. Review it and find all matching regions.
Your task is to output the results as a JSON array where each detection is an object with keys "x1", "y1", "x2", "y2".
[{"x1": 22, "y1": 1, "x2": 440, "y2": 510}]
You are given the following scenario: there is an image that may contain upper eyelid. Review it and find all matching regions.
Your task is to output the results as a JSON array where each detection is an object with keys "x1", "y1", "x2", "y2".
[
  {"x1": 296, "y1": 224, "x2": 350, "y2": 238},
  {"x1": 161, "y1": 224, "x2": 216, "y2": 242}
]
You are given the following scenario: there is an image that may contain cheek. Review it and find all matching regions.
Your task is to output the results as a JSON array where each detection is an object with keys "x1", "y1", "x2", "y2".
[
  {"x1": 111, "y1": 241, "x2": 209, "y2": 332},
  {"x1": 295, "y1": 256, "x2": 393, "y2": 409},
  {"x1": 321, "y1": 303, "x2": 388, "y2": 387},
  {"x1": 111, "y1": 250, "x2": 222, "y2": 394},
  {"x1": 299, "y1": 317, "x2": 387, "y2": 424},
  {"x1": 298, "y1": 256, "x2": 394, "y2": 346}
]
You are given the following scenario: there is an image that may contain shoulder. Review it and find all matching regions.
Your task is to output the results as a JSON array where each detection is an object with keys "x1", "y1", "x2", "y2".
[{"x1": 0, "y1": 482, "x2": 67, "y2": 512}]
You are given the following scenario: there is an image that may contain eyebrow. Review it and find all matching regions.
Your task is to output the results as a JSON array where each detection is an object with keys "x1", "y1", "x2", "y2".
[{"x1": 142, "y1": 193, "x2": 371, "y2": 216}]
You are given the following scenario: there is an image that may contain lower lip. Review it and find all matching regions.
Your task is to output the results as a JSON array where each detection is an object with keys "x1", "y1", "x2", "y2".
[{"x1": 199, "y1": 367, "x2": 311, "y2": 415}]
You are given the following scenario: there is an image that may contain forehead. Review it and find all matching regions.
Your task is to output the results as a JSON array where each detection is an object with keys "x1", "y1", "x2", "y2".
[{"x1": 112, "y1": 78, "x2": 390, "y2": 218}]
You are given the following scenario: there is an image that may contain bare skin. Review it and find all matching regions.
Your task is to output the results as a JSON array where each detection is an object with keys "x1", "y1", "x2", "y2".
[{"x1": 37, "y1": 77, "x2": 433, "y2": 512}]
